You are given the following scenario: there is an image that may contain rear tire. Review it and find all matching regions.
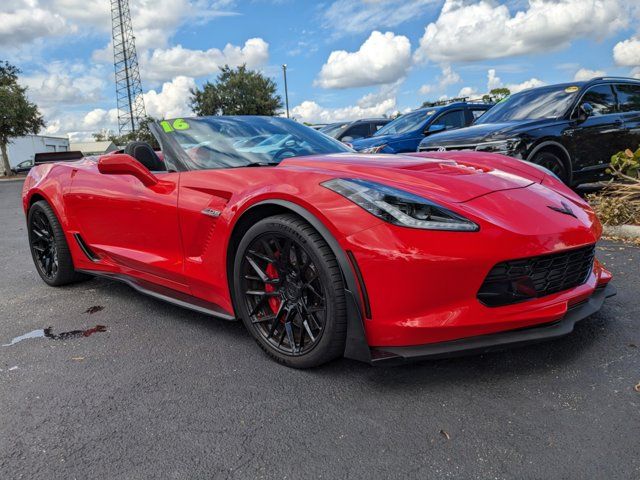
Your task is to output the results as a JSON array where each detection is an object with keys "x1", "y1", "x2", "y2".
[
  {"x1": 531, "y1": 151, "x2": 569, "y2": 184},
  {"x1": 233, "y1": 214, "x2": 347, "y2": 368},
  {"x1": 28, "y1": 200, "x2": 89, "y2": 286}
]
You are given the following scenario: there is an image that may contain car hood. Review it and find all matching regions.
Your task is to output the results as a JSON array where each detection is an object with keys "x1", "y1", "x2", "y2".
[
  {"x1": 351, "y1": 132, "x2": 414, "y2": 150},
  {"x1": 279, "y1": 153, "x2": 540, "y2": 203},
  {"x1": 420, "y1": 119, "x2": 552, "y2": 146}
]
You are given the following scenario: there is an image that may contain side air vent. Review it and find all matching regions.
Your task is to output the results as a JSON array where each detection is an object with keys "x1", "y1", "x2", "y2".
[{"x1": 73, "y1": 233, "x2": 100, "y2": 262}]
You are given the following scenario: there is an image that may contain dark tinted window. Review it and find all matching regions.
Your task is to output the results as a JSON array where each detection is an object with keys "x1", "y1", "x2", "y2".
[
  {"x1": 342, "y1": 123, "x2": 370, "y2": 140},
  {"x1": 373, "y1": 122, "x2": 388, "y2": 132},
  {"x1": 581, "y1": 85, "x2": 617, "y2": 116},
  {"x1": 320, "y1": 122, "x2": 348, "y2": 138},
  {"x1": 433, "y1": 110, "x2": 465, "y2": 129},
  {"x1": 375, "y1": 109, "x2": 437, "y2": 135},
  {"x1": 476, "y1": 85, "x2": 579, "y2": 123},
  {"x1": 615, "y1": 84, "x2": 640, "y2": 112}
]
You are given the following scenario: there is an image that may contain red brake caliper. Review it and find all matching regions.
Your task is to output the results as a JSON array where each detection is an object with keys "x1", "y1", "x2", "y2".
[{"x1": 265, "y1": 263, "x2": 281, "y2": 314}]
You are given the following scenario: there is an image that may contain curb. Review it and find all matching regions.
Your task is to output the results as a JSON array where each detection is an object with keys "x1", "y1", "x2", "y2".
[
  {"x1": 0, "y1": 176, "x2": 26, "y2": 183},
  {"x1": 603, "y1": 225, "x2": 640, "y2": 240}
]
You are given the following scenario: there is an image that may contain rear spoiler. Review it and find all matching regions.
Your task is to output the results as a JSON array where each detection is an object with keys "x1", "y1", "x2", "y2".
[{"x1": 34, "y1": 151, "x2": 84, "y2": 165}]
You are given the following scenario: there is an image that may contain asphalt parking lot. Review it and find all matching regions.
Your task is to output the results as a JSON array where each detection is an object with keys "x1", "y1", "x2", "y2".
[{"x1": 1, "y1": 179, "x2": 639, "y2": 479}]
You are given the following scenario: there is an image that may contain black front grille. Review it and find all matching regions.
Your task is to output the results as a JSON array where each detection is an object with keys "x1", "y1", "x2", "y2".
[{"x1": 478, "y1": 245, "x2": 596, "y2": 307}]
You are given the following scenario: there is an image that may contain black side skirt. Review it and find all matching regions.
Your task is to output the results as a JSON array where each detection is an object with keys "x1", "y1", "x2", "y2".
[{"x1": 78, "y1": 270, "x2": 235, "y2": 320}]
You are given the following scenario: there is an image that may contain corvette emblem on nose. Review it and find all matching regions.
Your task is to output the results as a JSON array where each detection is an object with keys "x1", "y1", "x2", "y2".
[{"x1": 547, "y1": 201, "x2": 577, "y2": 218}]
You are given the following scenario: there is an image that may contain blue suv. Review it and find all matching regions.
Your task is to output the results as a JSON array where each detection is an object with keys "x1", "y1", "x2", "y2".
[{"x1": 350, "y1": 101, "x2": 493, "y2": 154}]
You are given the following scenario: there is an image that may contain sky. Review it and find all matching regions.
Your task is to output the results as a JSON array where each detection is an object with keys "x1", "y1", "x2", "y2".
[{"x1": 2, "y1": 0, "x2": 640, "y2": 141}]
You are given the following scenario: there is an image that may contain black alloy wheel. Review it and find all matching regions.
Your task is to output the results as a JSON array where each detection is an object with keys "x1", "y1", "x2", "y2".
[
  {"x1": 30, "y1": 209, "x2": 58, "y2": 280},
  {"x1": 234, "y1": 214, "x2": 347, "y2": 368},
  {"x1": 28, "y1": 201, "x2": 88, "y2": 286}
]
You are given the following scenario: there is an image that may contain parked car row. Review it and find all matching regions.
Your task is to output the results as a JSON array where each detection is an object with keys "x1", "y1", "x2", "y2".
[
  {"x1": 320, "y1": 76, "x2": 640, "y2": 186},
  {"x1": 319, "y1": 118, "x2": 390, "y2": 143}
]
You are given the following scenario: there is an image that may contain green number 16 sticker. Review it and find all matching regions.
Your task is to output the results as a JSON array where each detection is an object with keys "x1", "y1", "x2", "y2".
[{"x1": 160, "y1": 118, "x2": 190, "y2": 132}]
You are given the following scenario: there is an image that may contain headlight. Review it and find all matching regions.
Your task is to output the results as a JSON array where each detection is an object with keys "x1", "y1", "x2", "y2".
[
  {"x1": 360, "y1": 144, "x2": 387, "y2": 154},
  {"x1": 474, "y1": 138, "x2": 521, "y2": 154},
  {"x1": 322, "y1": 178, "x2": 479, "y2": 231}
]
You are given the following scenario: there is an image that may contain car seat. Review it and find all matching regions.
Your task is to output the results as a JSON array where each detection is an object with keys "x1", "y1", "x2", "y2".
[{"x1": 124, "y1": 142, "x2": 165, "y2": 172}]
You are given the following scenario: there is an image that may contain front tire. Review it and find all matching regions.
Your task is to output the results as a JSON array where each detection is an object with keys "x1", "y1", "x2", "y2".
[
  {"x1": 28, "y1": 200, "x2": 88, "y2": 286},
  {"x1": 531, "y1": 151, "x2": 569, "y2": 184},
  {"x1": 233, "y1": 214, "x2": 347, "y2": 368}
]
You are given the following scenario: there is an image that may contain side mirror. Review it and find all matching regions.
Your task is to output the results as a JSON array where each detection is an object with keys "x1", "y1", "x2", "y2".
[
  {"x1": 578, "y1": 102, "x2": 594, "y2": 122},
  {"x1": 426, "y1": 124, "x2": 446, "y2": 135},
  {"x1": 98, "y1": 154, "x2": 158, "y2": 187}
]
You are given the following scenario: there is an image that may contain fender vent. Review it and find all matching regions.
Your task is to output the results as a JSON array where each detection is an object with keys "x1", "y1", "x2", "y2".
[{"x1": 74, "y1": 234, "x2": 100, "y2": 262}]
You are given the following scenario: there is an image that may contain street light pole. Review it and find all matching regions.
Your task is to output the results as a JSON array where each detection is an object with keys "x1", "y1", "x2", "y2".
[{"x1": 282, "y1": 64, "x2": 290, "y2": 118}]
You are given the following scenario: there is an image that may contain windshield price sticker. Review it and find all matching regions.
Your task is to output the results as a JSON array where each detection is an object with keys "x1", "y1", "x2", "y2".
[{"x1": 160, "y1": 119, "x2": 190, "y2": 132}]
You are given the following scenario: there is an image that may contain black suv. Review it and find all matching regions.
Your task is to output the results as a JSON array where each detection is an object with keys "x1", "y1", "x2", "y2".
[
  {"x1": 319, "y1": 118, "x2": 390, "y2": 143},
  {"x1": 418, "y1": 77, "x2": 640, "y2": 185}
]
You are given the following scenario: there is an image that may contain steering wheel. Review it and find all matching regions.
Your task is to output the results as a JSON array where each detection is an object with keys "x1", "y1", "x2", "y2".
[
  {"x1": 272, "y1": 148, "x2": 298, "y2": 162},
  {"x1": 186, "y1": 145, "x2": 218, "y2": 168}
]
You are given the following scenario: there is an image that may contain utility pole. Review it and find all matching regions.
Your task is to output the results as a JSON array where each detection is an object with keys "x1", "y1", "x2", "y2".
[
  {"x1": 111, "y1": 0, "x2": 146, "y2": 134},
  {"x1": 282, "y1": 64, "x2": 290, "y2": 118}
]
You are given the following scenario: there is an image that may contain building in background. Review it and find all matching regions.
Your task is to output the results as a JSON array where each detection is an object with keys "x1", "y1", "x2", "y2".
[
  {"x1": 70, "y1": 141, "x2": 118, "y2": 156},
  {"x1": 1, "y1": 135, "x2": 70, "y2": 168}
]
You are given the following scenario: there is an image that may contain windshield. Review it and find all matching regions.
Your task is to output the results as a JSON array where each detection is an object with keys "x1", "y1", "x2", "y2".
[
  {"x1": 476, "y1": 86, "x2": 580, "y2": 124},
  {"x1": 157, "y1": 116, "x2": 352, "y2": 170},
  {"x1": 374, "y1": 109, "x2": 436, "y2": 136},
  {"x1": 320, "y1": 122, "x2": 347, "y2": 137}
]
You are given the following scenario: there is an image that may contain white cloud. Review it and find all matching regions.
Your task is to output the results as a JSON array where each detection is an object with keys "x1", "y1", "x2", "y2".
[
  {"x1": 41, "y1": 107, "x2": 121, "y2": 142},
  {"x1": 315, "y1": 31, "x2": 411, "y2": 89},
  {"x1": 613, "y1": 37, "x2": 640, "y2": 66},
  {"x1": 0, "y1": 5, "x2": 73, "y2": 46},
  {"x1": 418, "y1": 64, "x2": 460, "y2": 96},
  {"x1": 323, "y1": 0, "x2": 436, "y2": 36},
  {"x1": 438, "y1": 65, "x2": 460, "y2": 88},
  {"x1": 414, "y1": 0, "x2": 629, "y2": 64},
  {"x1": 143, "y1": 76, "x2": 196, "y2": 119},
  {"x1": 507, "y1": 77, "x2": 546, "y2": 93},
  {"x1": 2, "y1": 0, "x2": 238, "y2": 50},
  {"x1": 141, "y1": 38, "x2": 270, "y2": 83},
  {"x1": 83, "y1": 108, "x2": 109, "y2": 128},
  {"x1": 458, "y1": 86, "x2": 477, "y2": 97},
  {"x1": 573, "y1": 68, "x2": 606, "y2": 81},
  {"x1": 291, "y1": 86, "x2": 398, "y2": 123},
  {"x1": 419, "y1": 84, "x2": 433, "y2": 95},
  {"x1": 487, "y1": 69, "x2": 501, "y2": 91},
  {"x1": 21, "y1": 65, "x2": 108, "y2": 107},
  {"x1": 485, "y1": 69, "x2": 546, "y2": 94}
]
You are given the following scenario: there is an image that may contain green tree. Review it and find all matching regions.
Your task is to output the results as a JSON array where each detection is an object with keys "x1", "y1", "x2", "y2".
[
  {"x1": 92, "y1": 116, "x2": 160, "y2": 149},
  {"x1": 489, "y1": 88, "x2": 511, "y2": 101},
  {"x1": 190, "y1": 65, "x2": 282, "y2": 116},
  {"x1": 0, "y1": 61, "x2": 45, "y2": 176}
]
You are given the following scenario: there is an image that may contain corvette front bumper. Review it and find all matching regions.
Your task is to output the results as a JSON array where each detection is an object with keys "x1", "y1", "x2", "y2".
[{"x1": 367, "y1": 283, "x2": 615, "y2": 366}]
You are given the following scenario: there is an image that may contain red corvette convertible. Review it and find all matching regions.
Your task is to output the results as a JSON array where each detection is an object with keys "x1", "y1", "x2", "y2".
[{"x1": 22, "y1": 116, "x2": 614, "y2": 367}]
